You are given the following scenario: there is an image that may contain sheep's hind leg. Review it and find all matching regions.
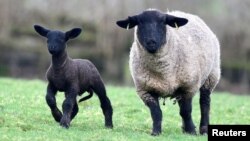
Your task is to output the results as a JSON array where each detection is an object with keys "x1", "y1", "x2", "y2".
[
  {"x1": 199, "y1": 86, "x2": 211, "y2": 135},
  {"x1": 178, "y1": 96, "x2": 196, "y2": 135},
  {"x1": 60, "y1": 88, "x2": 77, "y2": 128},
  {"x1": 46, "y1": 83, "x2": 62, "y2": 122},
  {"x1": 141, "y1": 93, "x2": 162, "y2": 136},
  {"x1": 92, "y1": 81, "x2": 113, "y2": 128}
]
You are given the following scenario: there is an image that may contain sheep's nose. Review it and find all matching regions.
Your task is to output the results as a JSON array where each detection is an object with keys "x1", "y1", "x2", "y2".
[
  {"x1": 146, "y1": 39, "x2": 156, "y2": 47},
  {"x1": 49, "y1": 45, "x2": 55, "y2": 50},
  {"x1": 145, "y1": 39, "x2": 158, "y2": 53}
]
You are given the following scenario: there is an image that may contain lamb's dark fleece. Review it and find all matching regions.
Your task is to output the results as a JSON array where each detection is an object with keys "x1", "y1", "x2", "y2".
[{"x1": 34, "y1": 25, "x2": 113, "y2": 128}]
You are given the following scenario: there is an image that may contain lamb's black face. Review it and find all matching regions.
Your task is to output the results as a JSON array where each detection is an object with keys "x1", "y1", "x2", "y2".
[
  {"x1": 136, "y1": 11, "x2": 166, "y2": 53},
  {"x1": 116, "y1": 9, "x2": 188, "y2": 54},
  {"x1": 34, "y1": 25, "x2": 82, "y2": 56},
  {"x1": 46, "y1": 31, "x2": 66, "y2": 55}
]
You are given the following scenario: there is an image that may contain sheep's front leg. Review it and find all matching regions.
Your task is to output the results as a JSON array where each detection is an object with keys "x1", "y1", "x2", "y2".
[
  {"x1": 46, "y1": 83, "x2": 62, "y2": 122},
  {"x1": 178, "y1": 97, "x2": 196, "y2": 134},
  {"x1": 141, "y1": 93, "x2": 162, "y2": 136},
  {"x1": 199, "y1": 86, "x2": 211, "y2": 135},
  {"x1": 60, "y1": 88, "x2": 77, "y2": 128}
]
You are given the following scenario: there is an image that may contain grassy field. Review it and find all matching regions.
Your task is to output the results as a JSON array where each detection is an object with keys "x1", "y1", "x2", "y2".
[{"x1": 0, "y1": 77, "x2": 250, "y2": 141}]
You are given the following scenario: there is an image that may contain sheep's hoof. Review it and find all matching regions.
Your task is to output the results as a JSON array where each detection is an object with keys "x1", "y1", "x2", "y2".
[
  {"x1": 183, "y1": 130, "x2": 197, "y2": 135},
  {"x1": 182, "y1": 127, "x2": 197, "y2": 135},
  {"x1": 182, "y1": 129, "x2": 197, "y2": 135},
  {"x1": 182, "y1": 123, "x2": 197, "y2": 135},
  {"x1": 105, "y1": 124, "x2": 113, "y2": 129},
  {"x1": 151, "y1": 131, "x2": 161, "y2": 136},
  {"x1": 199, "y1": 126, "x2": 208, "y2": 135}
]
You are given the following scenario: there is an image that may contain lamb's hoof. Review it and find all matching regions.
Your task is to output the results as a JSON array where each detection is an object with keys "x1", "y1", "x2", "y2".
[
  {"x1": 60, "y1": 122, "x2": 70, "y2": 128},
  {"x1": 52, "y1": 110, "x2": 62, "y2": 123},
  {"x1": 151, "y1": 131, "x2": 161, "y2": 136},
  {"x1": 60, "y1": 117, "x2": 70, "y2": 128},
  {"x1": 199, "y1": 126, "x2": 208, "y2": 135}
]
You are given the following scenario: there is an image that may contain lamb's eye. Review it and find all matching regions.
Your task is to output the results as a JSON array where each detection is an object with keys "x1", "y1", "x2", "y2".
[{"x1": 56, "y1": 39, "x2": 63, "y2": 43}]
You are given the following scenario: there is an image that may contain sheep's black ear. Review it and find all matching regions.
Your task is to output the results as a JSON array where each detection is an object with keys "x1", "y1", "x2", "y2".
[
  {"x1": 164, "y1": 14, "x2": 188, "y2": 28},
  {"x1": 116, "y1": 16, "x2": 138, "y2": 29},
  {"x1": 34, "y1": 25, "x2": 50, "y2": 37},
  {"x1": 65, "y1": 28, "x2": 82, "y2": 41}
]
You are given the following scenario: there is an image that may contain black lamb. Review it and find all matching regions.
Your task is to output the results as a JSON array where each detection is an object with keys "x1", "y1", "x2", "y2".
[{"x1": 34, "y1": 25, "x2": 113, "y2": 128}]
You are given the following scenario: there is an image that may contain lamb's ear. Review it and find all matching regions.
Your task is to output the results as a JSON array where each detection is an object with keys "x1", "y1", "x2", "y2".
[
  {"x1": 164, "y1": 14, "x2": 188, "y2": 28},
  {"x1": 65, "y1": 28, "x2": 82, "y2": 41},
  {"x1": 116, "y1": 16, "x2": 138, "y2": 29},
  {"x1": 34, "y1": 25, "x2": 50, "y2": 37}
]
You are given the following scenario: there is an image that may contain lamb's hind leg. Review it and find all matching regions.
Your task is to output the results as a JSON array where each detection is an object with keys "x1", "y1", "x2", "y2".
[
  {"x1": 46, "y1": 83, "x2": 62, "y2": 122},
  {"x1": 92, "y1": 80, "x2": 113, "y2": 128},
  {"x1": 141, "y1": 92, "x2": 162, "y2": 136}
]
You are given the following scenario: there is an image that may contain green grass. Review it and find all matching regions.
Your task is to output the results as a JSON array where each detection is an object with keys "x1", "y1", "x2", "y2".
[{"x1": 0, "y1": 77, "x2": 250, "y2": 141}]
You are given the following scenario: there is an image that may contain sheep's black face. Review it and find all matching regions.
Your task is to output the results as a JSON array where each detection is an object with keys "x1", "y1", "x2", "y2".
[
  {"x1": 136, "y1": 11, "x2": 167, "y2": 53},
  {"x1": 46, "y1": 31, "x2": 66, "y2": 55},
  {"x1": 116, "y1": 9, "x2": 188, "y2": 54},
  {"x1": 34, "y1": 25, "x2": 82, "y2": 56}
]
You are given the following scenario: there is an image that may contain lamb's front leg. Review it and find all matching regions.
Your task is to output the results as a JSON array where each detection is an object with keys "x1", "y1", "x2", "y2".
[
  {"x1": 60, "y1": 88, "x2": 77, "y2": 128},
  {"x1": 70, "y1": 102, "x2": 79, "y2": 121},
  {"x1": 46, "y1": 83, "x2": 62, "y2": 122}
]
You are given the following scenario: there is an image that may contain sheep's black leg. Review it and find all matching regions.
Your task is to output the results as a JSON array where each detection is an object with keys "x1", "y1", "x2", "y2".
[
  {"x1": 46, "y1": 83, "x2": 62, "y2": 122},
  {"x1": 70, "y1": 102, "x2": 78, "y2": 121},
  {"x1": 92, "y1": 82, "x2": 113, "y2": 128},
  {"x1": 60, "y1": 89, "x2": 77, "y2": 128},
  {"x1": 141, "y1": 93, "x2": 162, "y2": 136},
  {"x1": 178, "y1": 97, "x2": 196, "y2": 134},
  {"x1": 199, "y1": 86, "x2": 211, "y2": 135}
]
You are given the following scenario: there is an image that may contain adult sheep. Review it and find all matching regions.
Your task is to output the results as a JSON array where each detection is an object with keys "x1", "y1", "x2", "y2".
[{"x1": 116, "y1": 9, "x2": 220, "y2": 136}]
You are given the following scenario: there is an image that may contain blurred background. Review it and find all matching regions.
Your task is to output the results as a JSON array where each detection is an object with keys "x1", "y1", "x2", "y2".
[{"x1": 0, "y1": 0, "x2": 249, "y2": 94}]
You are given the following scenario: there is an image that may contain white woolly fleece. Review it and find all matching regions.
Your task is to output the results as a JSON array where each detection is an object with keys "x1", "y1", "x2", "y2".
[{"x1": 129, "y1": 11, "x2": 220, "y2": 98}]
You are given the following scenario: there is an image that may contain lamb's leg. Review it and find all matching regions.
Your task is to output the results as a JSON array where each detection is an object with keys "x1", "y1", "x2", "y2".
[
  {"x1": 141, "y1": 93, "x2": 162, "y2": 136},
  {"x1": 60, "y1": 88, "x2": 77, "y2": 128},
  {"x1": 199, "y1": 86, "x2": 211, "y2": 135},
  {"x1": 70, "y1": 102, "x2": 79, "y2": 121},
  {"x1": 46, "y1": 83, "x2": 62, "y2": 122},
  {"x1": 178, "y1": 97, "x2": 196, "y2": 134},
  {"x1": 92, "y1": 81, "x2": 113, "y2": 128}
]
